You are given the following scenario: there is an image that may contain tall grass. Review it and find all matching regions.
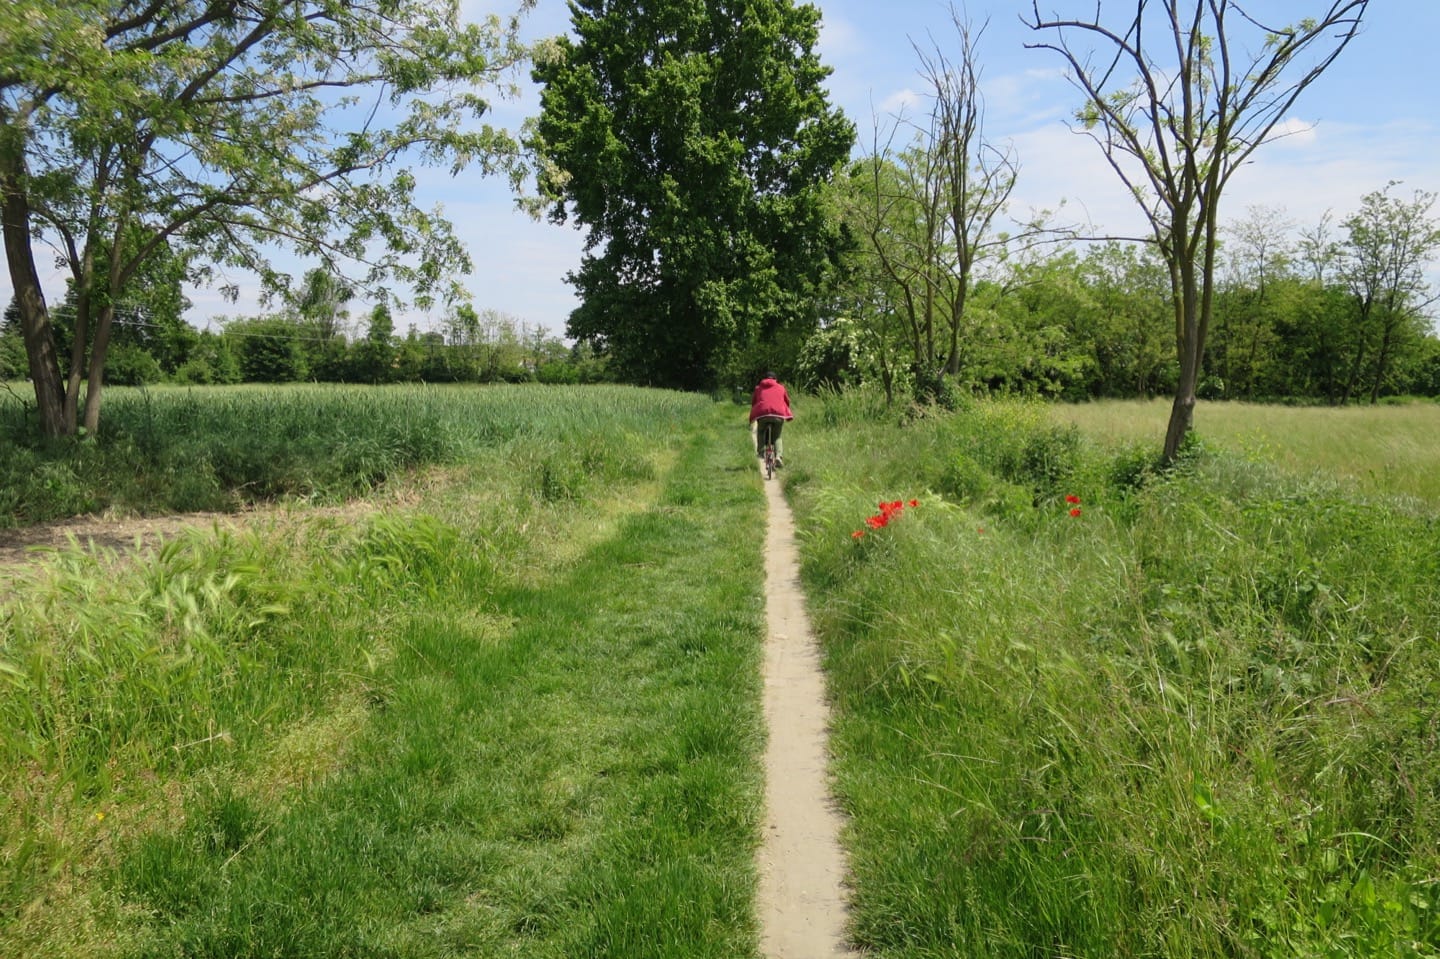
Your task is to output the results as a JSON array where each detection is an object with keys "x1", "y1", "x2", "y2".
[
  {"x1": 0, "y1": 383, "x2": 712, "y2": 524},
  {"x1": 787, "y1": 390, "x2": 1440, "y2": 957},
  {"x1": 1, "y1": 387, "x2": 761, "y2": 957}
]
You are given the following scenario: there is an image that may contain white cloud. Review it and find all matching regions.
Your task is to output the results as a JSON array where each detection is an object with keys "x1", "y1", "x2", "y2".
[
  {"x1": 1262, "y1": 116, "x2": 1319, "y2": 149},
  {"x1": 1002, "y1": 111, "x2": 1438, "y2": 244},
  {"x1": 877, "y1": 87, "x2": 925, "y2": 119},
  {"x1": 982, "y1": 66, "x2": 1072, "y2": 127},
  {"x1": 817, "y1": 12, "x2": 864, "y2": 61}
]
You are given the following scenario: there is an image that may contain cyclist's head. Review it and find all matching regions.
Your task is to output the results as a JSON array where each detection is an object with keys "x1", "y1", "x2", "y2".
[{"x1": 762, "y1": 370, "x2": 777, "y2": 382}]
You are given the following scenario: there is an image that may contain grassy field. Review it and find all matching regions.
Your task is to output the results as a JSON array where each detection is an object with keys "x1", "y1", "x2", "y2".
[
  {"x1": 1051, "y1": 397, "x2": 1440, "y2": 506},
  {"x1": 788, "y1": 388, "x2": 1440, "y2": 957},
  {"x1": 3, "y1": 385, "x2": 1438, "y2": 957},
  {"x1": 0, "y1": 382, "x2": 723, "y2": 525},
  {"x1": 0, "y1": 385, "x2": 767, "y2": 957}
]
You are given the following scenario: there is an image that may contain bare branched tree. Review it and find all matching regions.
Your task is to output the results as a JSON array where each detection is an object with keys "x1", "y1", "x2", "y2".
[
  {"x1": 847, "y1": 8, "x2": 1025, "y2": 400},
  {"x1": 1025, "y1": 0, "x2": 1368, "y2": 460}
]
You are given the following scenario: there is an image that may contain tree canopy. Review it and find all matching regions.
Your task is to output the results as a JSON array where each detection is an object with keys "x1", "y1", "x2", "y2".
[
  {"x1": 1, "y1": 0, "x2": 534, "y2": 436},
  {"x1": 530, "y1": 0, "x2": 855, "y2": 391}
]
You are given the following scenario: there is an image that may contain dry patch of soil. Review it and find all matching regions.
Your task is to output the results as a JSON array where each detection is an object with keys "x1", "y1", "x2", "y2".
[{"x1": 0, "y1": 512, "x2": 244, "y2": 571}]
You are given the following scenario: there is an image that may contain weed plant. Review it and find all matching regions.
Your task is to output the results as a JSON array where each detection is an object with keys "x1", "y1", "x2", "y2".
[{"x1": 787, "y1": 388, "x2": 1440, "y2": 957}]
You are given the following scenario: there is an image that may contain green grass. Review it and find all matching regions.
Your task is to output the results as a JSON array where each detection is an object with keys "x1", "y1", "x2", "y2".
[
  {"x1": 0, "y1": 388, "x2": 768, "y2": 958},
  {"x1": 1051, "y1": 397, "x2": 1440, "y2": 507},
  {"x1": 786, "y1": 391, "x2": 1440, "y2": 957},
  {"x1": 0, "y1": 383, "x2": 712, "y2": 524},
  {"x1": 9, "y1": 384, "x2": 1439, "y2": 957}
]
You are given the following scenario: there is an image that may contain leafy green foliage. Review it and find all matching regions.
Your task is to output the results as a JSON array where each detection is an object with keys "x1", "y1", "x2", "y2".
[
  {"x1": 1025, "y1": 1, "x2": 1370, "y2": 460},
  {"x1": 530, "y1": 0, "x2": 855, "y2": 390},
  {"x1": 1, "y1": 0, "x2": 535, "y2": 437}
]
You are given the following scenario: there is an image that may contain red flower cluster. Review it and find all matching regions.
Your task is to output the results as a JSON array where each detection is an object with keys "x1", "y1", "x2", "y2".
[
  {"x1": 852, "y1": 498, "x2": 920, "y2": 539},
  {"x1": 1065, "y1": 493, "x2": 1082, "y2": 517}
]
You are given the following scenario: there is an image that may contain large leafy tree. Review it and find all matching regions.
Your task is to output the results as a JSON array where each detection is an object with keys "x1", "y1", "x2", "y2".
[
  {"x1": 530, "y1": 0, "x2": 854, "y2": 390},
  {"x1": 1025, "y1": 0, "x2": 1368, "y2": 461},
  {"x1": 1, "y1": 0, "x2": 533, "y2": 437},
  {"x1": 1210, "y1": 206, "x2": 1295, "y2": 399},
  {"x1": 1077, "y1": 241, "x2": 1173, "y2": 398}
]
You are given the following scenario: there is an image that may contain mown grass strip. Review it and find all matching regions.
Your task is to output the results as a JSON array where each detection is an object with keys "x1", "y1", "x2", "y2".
[{"x1": 106, "y1": 409, "x2": 768, "y2": 958}]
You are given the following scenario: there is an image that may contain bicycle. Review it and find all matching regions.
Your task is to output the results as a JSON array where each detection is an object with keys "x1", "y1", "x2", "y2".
[{"x1": 755, "y1": 416, "x2": 784, "y2": 480}]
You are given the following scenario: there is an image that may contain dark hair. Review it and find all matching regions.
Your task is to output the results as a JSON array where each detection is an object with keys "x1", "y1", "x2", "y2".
[{"x1": 762, "y1": 371, "x2": 777, "y2": 381}]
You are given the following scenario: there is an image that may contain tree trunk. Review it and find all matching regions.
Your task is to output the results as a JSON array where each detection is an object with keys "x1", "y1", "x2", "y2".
[
  {"x1": 944, "y1": 281, "x2": 965, "y2": 377},
  {"x1": 68, "y1": 242, "x2": 99, "y2": 426},
  {"x1": 82, "y1": 302, "x2": 117, "y2": 434},
  {"x1": 0, "y1": 127, "x2": 71, "y2": 437},
  {"x1": 1339, "y1": 335, "x2": 1366, "y2": 406},
  {"x1": 1368, "y1": 316, "x2": 1395, "y2": 405},
  {"x1": 1163, "y1": 263, "x2": 1203, "y2": 463}
]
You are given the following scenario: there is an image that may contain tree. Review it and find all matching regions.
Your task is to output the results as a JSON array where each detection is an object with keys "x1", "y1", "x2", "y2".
[
  {"x1": 530, "y1": 0, "x2": 855, "y2": 390},
  {"x1": 227, "y1": 317, "x2": 309, "y2": 383},
  {"x1": 828, "y1": 158, "x2": 918, "y2": 404},
  {"x1": 173, "y1": 329, "x2": 241, "y2": 386},
  {"x1": 292, "y1": 268, "x2": 355, "y2": 381},
  {"x1": 1026, "y1": 0, "x2": 1368, "y2": 461},
  {"x1": 1334, "y1": 183, "x2": 1440, "y2": 404},
  {"x1": 1212, "y1": 206, "x2": 1296, "y2": 399},
  {"x1": 1077, "y1": 241, "x2": 1172, "y2": 397},
  {"x1": 0, "y1": 295, "x2": 24, "y2": 379},
  {"x1": 1, "y1": 0, "x2": 533, "y2": 437},
  {"x1": 351, "y1": 304, "x2": 396, "y2": 384},
  {"x1": 841, "y1": 12, "x2": 1025, "y2": 404}
]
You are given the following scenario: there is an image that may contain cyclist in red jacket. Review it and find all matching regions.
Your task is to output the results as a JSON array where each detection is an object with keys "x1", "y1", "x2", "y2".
[{"x1": 749, "y1": 371, "x2": 793, "y2": 467}]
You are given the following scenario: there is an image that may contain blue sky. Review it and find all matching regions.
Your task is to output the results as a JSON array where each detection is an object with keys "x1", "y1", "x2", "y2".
[
  {"x1": 438, "y1": 0, "x2": 1440, "y2": 338},
  {"x1": 12, "y1": 1, "x2": 1439, "y2": 338}
]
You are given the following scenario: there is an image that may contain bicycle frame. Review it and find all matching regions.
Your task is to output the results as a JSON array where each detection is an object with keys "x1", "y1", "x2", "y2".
[{"x1": 756, "y1": 417, "x2": 782, "y2": 480}]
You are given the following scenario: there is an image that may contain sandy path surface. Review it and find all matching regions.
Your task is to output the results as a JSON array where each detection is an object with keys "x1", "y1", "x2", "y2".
[{"x1": 756, "y1": 471, "x2": 858, "y2": 957}]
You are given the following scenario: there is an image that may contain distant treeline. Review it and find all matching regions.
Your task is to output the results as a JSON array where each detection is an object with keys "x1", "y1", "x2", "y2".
[
  {"x1": 799, "y1": 230, "x2": 1440, "y2": 407},
  {"x1": 1, "y1": 291, "x2": 608, "y2": 388}
]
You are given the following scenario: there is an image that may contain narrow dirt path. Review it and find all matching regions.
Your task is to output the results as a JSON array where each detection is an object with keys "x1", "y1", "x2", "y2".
[{"x1": 756, "y1": 471, "x2": 857, "y2": 958}]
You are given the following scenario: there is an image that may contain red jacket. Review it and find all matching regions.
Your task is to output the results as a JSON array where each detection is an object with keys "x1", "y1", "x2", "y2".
[{"x1": 749, "y1": 378, "x2": 793, "y2": 422}]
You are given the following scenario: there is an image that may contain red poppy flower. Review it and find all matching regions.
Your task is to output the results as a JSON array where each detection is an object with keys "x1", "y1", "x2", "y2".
[
  {"x1": 1065, "y1": 494, "x2": 1081, "y2": 505},
  {"x1": 865, "y1": 515, "x2": 888, "y2": 529},
  {"x1": 1070, "y1": 507, "x2": 1082, "y2": 517},
  {"x1": 852, "y1": 529, "x2": 865, "y2": 539},
  {"x1": 908, "y1": 499, "x2": 920, "y2": 508}
]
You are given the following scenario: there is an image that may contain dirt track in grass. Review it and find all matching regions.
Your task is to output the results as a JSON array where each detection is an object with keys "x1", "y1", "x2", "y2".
[
  {"x1": 756, "y1": 467, "x2": 858, "y2": 957},
  {"x1": 0, "y1": 469, "x2": 859, "y2": 955}
]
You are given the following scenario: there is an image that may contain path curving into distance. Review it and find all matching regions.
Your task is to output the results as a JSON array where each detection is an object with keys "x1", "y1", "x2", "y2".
[{"x1": 756, "y1": 470, "x2": 857, "y2": 958}]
